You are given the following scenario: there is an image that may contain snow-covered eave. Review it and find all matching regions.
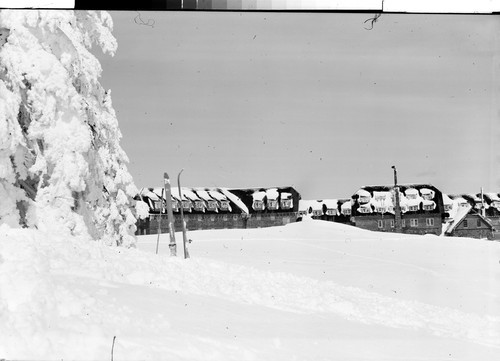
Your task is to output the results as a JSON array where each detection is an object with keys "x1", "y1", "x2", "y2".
[
  {"x1": 445, "y1": 204, "x2": 472, "y2": 233},
  {"x1": 219, "y1": 188, "x2": 249, "y2": 215}
]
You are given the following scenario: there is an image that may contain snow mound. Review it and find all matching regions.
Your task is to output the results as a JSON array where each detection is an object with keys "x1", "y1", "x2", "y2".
[{"x1": 1, "y1": 221, "x2": 500, "y2": 359}]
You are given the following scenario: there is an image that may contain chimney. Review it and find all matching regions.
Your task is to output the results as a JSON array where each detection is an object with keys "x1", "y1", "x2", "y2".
[{"x1": 392, "y1": 166, "x2": 403, "y2": 232}]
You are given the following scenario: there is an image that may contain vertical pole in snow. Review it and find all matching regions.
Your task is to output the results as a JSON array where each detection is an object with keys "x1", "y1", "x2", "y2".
[
  {"x1": 177, "y1": 169, "x2": 190, "y2": 259},
  {"x1": 155, "y1": 194, "x2": 161, "y2": 254},
  {"x1": 164, "y1": 172, "x2": 177, "y2": 256},
  {"x1": 392, "y1": 166, "x2": 403, "y2": 233},
  {"x1": 481, "y1": 187, "x2": 486, "y2": 217}
]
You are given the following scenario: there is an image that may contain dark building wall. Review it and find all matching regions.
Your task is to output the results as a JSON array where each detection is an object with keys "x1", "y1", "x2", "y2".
[
  {"x1": 136, "y1": 211, "x2": 299, "y2": 235},
  {"x1": 450, "y1": 214, "x2": 495, "y2": 240},
  {"x1": 246, "y1": 212, "x2": 298, "y2": 228},
  {"x1": 353, "y1": 214, "x2": 442, "y2": 235}
]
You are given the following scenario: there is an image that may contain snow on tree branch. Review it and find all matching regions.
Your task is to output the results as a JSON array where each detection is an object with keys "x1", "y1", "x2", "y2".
[{"x1": 0, "y1": 10, "x2": 140, "y2": 246}]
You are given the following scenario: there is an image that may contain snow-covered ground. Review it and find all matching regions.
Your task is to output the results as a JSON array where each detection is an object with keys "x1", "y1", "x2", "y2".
[{"x1": 1, "y1": 220, "x2": 499, "y2": 360}]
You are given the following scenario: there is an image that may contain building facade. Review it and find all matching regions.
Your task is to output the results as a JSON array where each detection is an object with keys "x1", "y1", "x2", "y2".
[
  {"x1": 135, "y1": 186, "x2": 300, "y2": 235},
  {"x1": 350, "y1": 184, "x2": 445, "y2": 235}
]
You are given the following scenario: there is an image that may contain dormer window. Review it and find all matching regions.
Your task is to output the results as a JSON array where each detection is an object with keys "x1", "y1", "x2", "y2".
[
  {"x1": 182, "y1": 200, "x2": 192, "y2": 211},
  {"x1": 423, "y1": 201, "x2": 436, "y2": 211},
  {"x1": 342, "y1": 208, "x2": 351, "y2": 216},
  {"x1": 326, "y1": 209, "x2": 337, "y2": 216},
  {"x1": 376, "y1": 207, "x2": 387, "y2": 213},
  {"x1": 409, "y1": 205, "x2": 419, "y2": 212},
  {"x1": 207, "y1": 200, "x2": 218, "y2": 211},
  {"x1": 267, "y1": 200, "x2": 279, "y2": 210},
  {"x1": 220, "y1": 200, "x2": 230, "y2": 211},
  {"x1": 313, "y1": 209, "x2": 323, "y2": 216},
  {"x1": 172, "y1": 200, "x2": 180, "y2": 211},
  {"x1": 280, "y1": 199, "x2": 292, "y2": 209},
  {"x1": 194, "y1": 200, "x2": 205, "y2": 211},
  {"x1": 253, "y1": 200, "x2": 265, "y2": 211},
  {"x1": 357, "y1": 206, "x2": 372, "y2": 214},
  {"x1": 154, "y1": 201, "x2": 162, "y2": 212},
  {"x1": 444, "y1": 204, "x2": 452, "y2": 211}
]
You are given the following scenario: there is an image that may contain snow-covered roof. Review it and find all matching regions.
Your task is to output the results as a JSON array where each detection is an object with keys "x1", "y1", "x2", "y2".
[
  {"x1": 182, "y1": 188, "x2": 200, "y2": 201},
  {"x1": 299, "y1": 200, "x2": 323, "y2": 212},
  {"x1": 196, "y1": 190, "x2": 213, "y2": 202},
  {"x1": 266, "y1": 188, "x2": 279, "y2": 200},
  {"x1": 442, "y1": 194, "x2": 453, "y2": 205},
  {"x1": 321, "y1": 199, "x2": 338, "y2": 209},
  {"x1": 356, "y1": 189, "x2": 371, "y2": 198},
  {"x1": 252, "y1": 191, "x2": 266, "y2": 201},
  {"x1": 139, "y1": 188, "x2": 159, "y2": 201},
  {"x1": 341, "y1": 200, "x2": 352, "y2": 210},
  {"x1": 406, "y1": 198, "x2": 421, "y2": 207},
  {"x1": 219, "y1": 188, "x2": 249, "y2": 215},
  {"x1": 485, "y1": 192, "x2": 500, "y2": 202},
  {"x1": 420, "y1": 188, "x2": 435, "y2": 197},
  {"x1": 445, "y1": 204, "x2": 472, "y2": 234},
  {"x1": 208, "y1": 190, "x2": 228, "y2": 202},
  {"x1": 404, "y1": 188, "x2": 419, "y2": 196}
]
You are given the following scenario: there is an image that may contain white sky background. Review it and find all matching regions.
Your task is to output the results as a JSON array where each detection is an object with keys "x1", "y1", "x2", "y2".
[{"x1": 96, "y1": 12, "x2": 500, "y2": 199}]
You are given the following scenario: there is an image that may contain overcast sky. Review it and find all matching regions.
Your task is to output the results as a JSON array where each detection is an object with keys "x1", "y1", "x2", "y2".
[{"x1": 96, "y1": 11, "x2": 499, "y2": 199}]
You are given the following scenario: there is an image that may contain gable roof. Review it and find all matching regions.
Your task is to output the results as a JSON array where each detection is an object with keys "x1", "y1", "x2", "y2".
[{"x1": 445, "y1": 205, "x2": 494, "y2": 234}]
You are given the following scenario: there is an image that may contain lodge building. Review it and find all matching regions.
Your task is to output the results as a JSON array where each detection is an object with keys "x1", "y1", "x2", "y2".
[
  {"x1": 349, "y1": 184, "x2": 445, "y2": 235},
  {"x1": 135, "y1": 181, "x2": 500, "y2": 240},
  {"x1": 135, "y1": 186, "x2": 301, "y2": 235}
]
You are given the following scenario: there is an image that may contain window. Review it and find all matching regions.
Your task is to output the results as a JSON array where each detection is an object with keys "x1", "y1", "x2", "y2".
[
  {"x1": 256, "y1": 215, "x2": 261, "y2": 221},
  {"x1": 252, "y1": 200, "x2": 265, "y2": 211},
  {"x1": 342, "y1": 208, "x2": 351, "y2": 216},
  {"x1": 267, "y1": 200, "x2": 279, "y2": 210},
  {"x1": 410, "y1": 219, "x2": 418, "y2": 227},
  {"x1": 409, "y1": 205, "x2": 419, "y2": 212},
  {"x1": 444, "y1": 204, "x2": 453, "y2": 211},
  {"x1": 313, "y1": 209, "x2": 323, "y2": 216},
  {"x1": 463, "y1": 220, "x2": 468, "y2": 228},
  {"x1": 376, "y1": 207, "x2": 387, "y2": 213},
  {"x1": 477, "y1": 219, "x2": 482, "y2": 228},
  {"x1": 426, "y1": 218, "x2": 434, "y2": 226},
  {"x1": 402, "y1": 219, "x2": 406, "y2": 227},
  {"x1": 220, "y1": 201, "x2": 230, "y2": 211},
  {"x1": 207, "y1": 201, "x2": 217, "y2": 211},
  {"x1": 280, "y1": 199, "x2": 292, "y2": 209},
  {"x1": 223, "y1": 215, "x2": 228, "y2": 221},
  {"x1": 377, "y1": 220, "x2": 384, "y2": 229},
  {"x1": 358, "y1": 206, "x2": 372, "y2": 214},
  {"x1": 390, "y1": 219, "x2": 395, "y2": 228},
  {"x1": 326, "y1": 209, "x2": 337, "y2": 216},
  {"x1": 423, "y1": 203, "x2": 435, "y2": 211}
]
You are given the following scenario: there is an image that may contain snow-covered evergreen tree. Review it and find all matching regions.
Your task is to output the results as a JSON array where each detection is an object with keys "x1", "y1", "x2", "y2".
[{"x1": 0, "y1": 10, "x2": 147, "y2": 246}]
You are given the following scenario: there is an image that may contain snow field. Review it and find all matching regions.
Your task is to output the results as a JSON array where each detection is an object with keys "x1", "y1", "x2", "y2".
[{"x1": 1, "y1": 221, "x2": 499, "y2": 360}]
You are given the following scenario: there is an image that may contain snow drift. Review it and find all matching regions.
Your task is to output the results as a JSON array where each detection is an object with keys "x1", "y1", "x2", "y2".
[{"x1": 1, "y1": 221, "x2": 499, "y2": 360}]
